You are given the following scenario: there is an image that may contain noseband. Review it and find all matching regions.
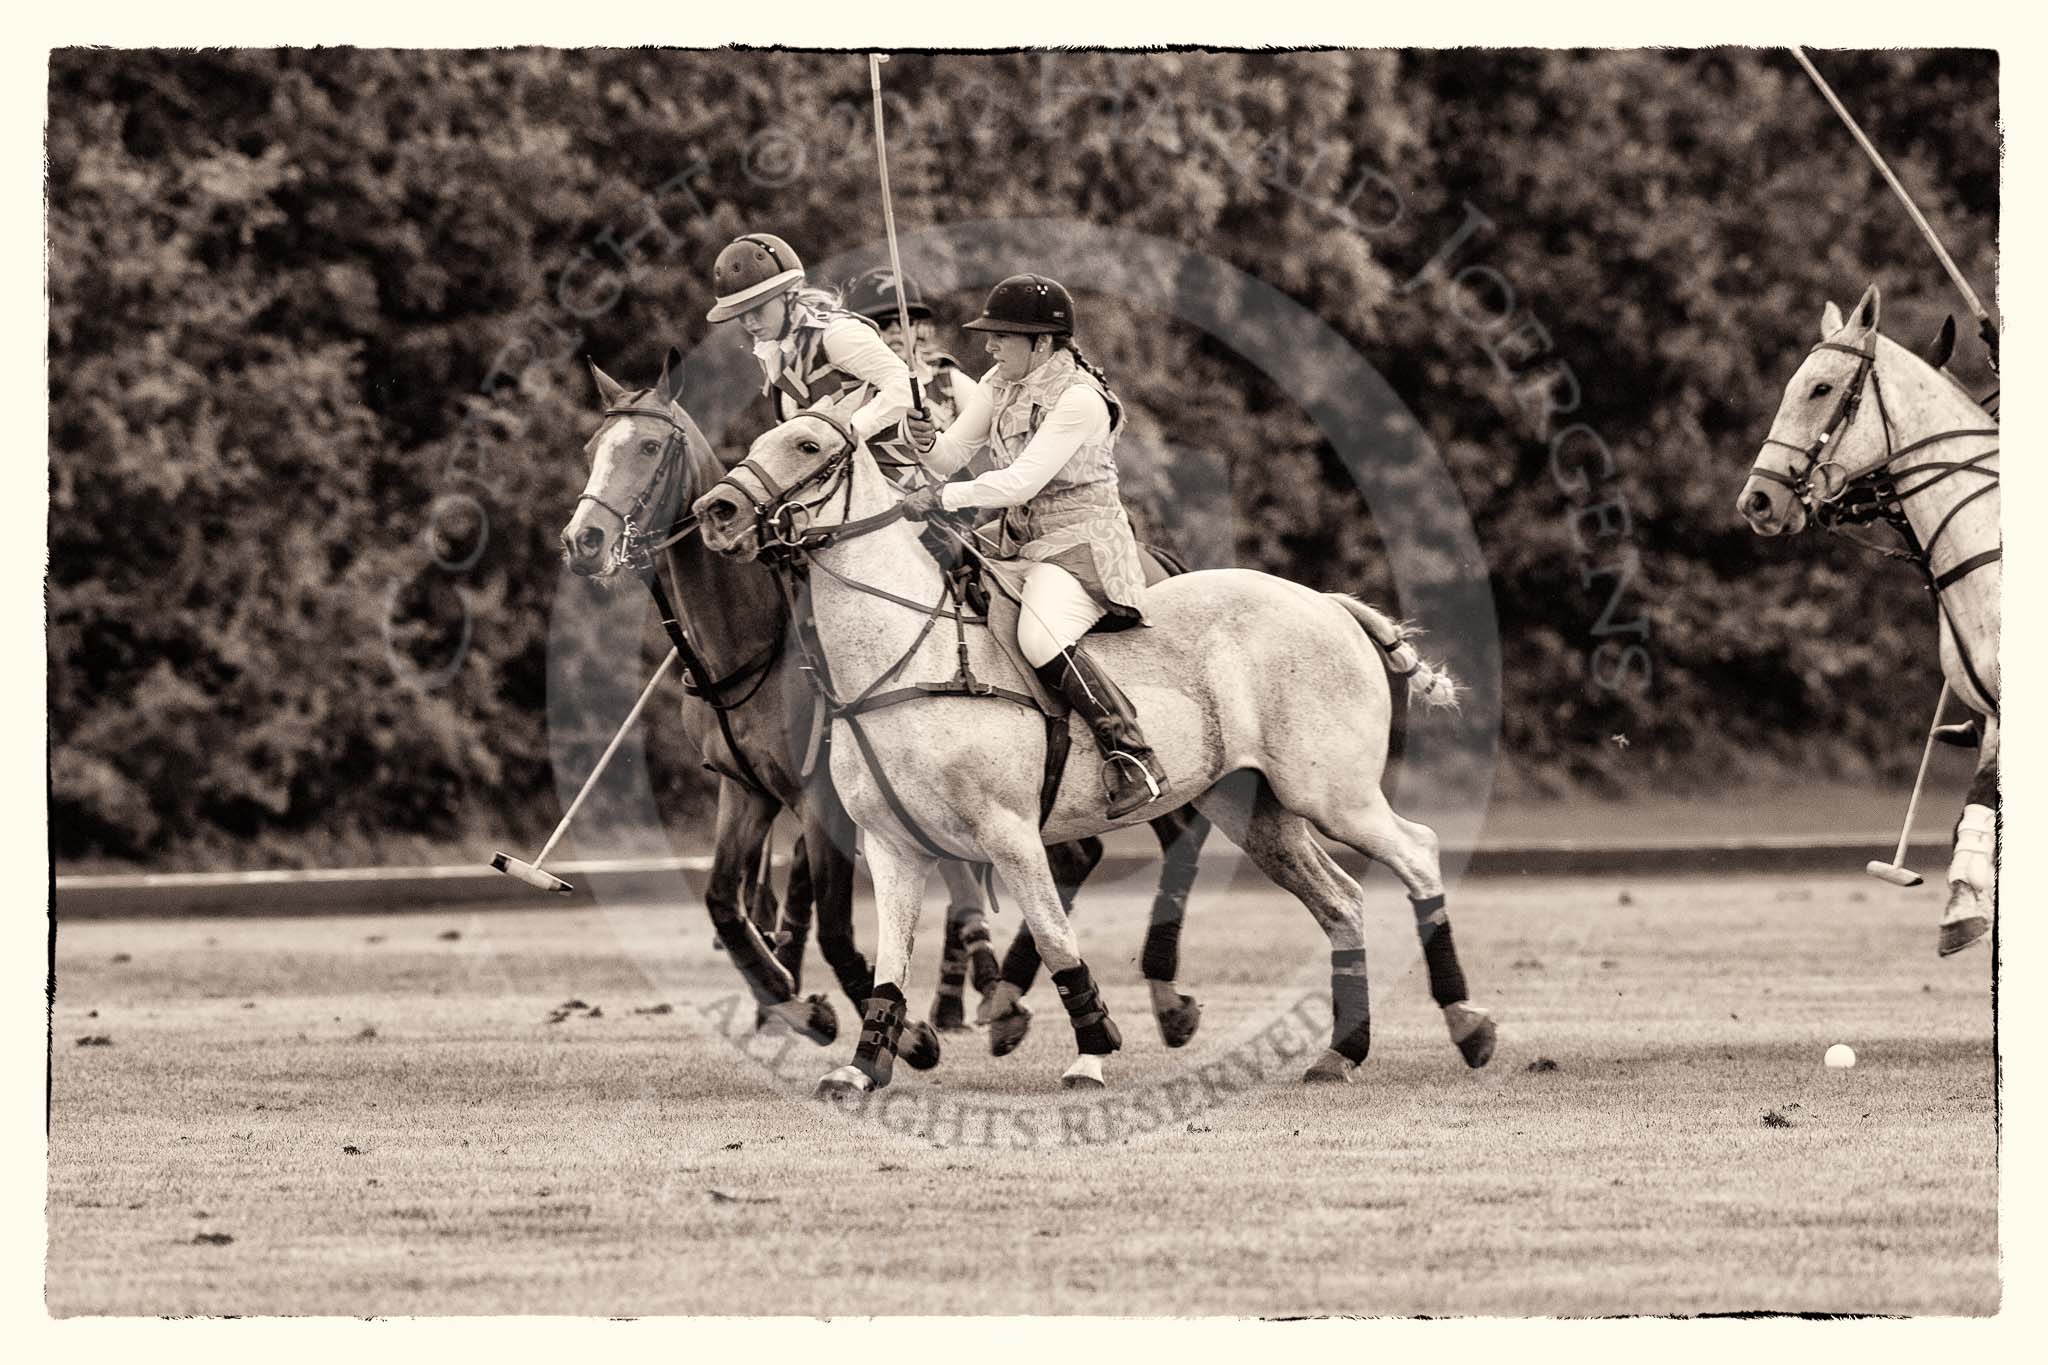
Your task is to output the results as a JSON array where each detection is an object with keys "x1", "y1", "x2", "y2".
[
  {"x1": 703, "y1": 412, "x2": 863, "y2": 555},
  {"x1": 576, "y1": 397, "x2": 698, "y2": 573}
]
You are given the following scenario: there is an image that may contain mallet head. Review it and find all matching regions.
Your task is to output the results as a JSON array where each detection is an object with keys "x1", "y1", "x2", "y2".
[
  {"x1": 1865, "y1": 859, "x2": 1924, "y2": 889},
  {"x1": 491, "y1": 852, "x2": 575, "y2": 895}
]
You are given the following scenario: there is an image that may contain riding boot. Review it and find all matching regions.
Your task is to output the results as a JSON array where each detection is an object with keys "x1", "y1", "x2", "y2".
[{"x1": 1035, "y1": 647, "x2": 1170, "y2": 820}]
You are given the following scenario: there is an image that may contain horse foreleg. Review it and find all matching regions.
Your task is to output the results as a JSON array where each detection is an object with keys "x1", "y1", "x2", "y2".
[
  {"x1": 1142, "y1": 807, "x2": 1210, "y2": 1048},
  {"x1": 979, "y1": 821, "x2": 1121, "y2": 1089},
  {"x1": 1940, "y1": 716, "x2": 1999, "y2": 957},
  {"x1": 980, "y1": 836, "x2": 1103, "y2": 1057},
  {"x1": 929, "y1": 862, "x2": 995, "y2": 1032},
  {"x1": 818, "y1": 834, "x2": 936, "y2": 1098},
  {"x1": 702, "y1": 783, "x2": 831, "y2": 1043},
  {"x1": 774, "y1": 832, "x2": 814, "y2": 990},
  {"x1": 801, "y1": 785, "x2": 875, "y2": 1007}
]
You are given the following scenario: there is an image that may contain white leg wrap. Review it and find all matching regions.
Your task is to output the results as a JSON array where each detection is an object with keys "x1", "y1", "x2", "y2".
[{"x1": 1947, "y1": 803, "x2": 1997, "y2": 898}]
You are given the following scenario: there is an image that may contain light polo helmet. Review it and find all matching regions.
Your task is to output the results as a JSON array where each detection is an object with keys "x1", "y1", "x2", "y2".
[{"x1": 705, "y1": 233, "x2": 806, "y2": 323}]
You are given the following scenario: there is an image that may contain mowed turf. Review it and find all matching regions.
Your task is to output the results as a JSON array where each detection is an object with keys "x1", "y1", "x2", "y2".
[{"x1": 48, "y1": 866, "x2": 1997, "y2": 1317}]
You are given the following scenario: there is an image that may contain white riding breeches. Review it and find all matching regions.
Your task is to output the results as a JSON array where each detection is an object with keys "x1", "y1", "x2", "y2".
[{"x1": 1016, "y1": 561, "x2": 1106, "y2": 668}]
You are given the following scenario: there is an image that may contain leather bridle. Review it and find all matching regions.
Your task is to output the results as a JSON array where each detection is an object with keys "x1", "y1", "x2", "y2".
[
  {"x1": 575, "y1": 394, "x2": 699, "y2": 574},
  {"x1": 702, "y1": 412, "x2": 886, "y2": 556}
]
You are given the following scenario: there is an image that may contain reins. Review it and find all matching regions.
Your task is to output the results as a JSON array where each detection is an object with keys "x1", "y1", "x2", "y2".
[
  {"x1": 1755, "y1": 334, "x2": 2001, "y2": 714},
  {"x1": 703, "y1": 414, "x2": 1039, "y2": 860}
]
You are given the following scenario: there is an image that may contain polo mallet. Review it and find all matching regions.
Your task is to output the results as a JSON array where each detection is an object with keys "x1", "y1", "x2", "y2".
[
  {"x1": 1866, "y1": 681, "x2": 1951, "y2": 888},
  {"x1": 491, "y1": 647, "x2": 679, "y2": 895},
  {"x1": 868, "y1": 53, "x2": 924, "y2": 419}
]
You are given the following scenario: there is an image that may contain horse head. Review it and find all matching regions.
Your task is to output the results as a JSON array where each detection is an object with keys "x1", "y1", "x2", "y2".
[
  {"x1": 561, "y1": 347, "x2": 701, "y2": 578},
  {"x1": 1738, "y1": 284, "x2": 1894, "y2": 536},
  {"x1": 694, "y1": 412, "x2": 861, "y2": 562}
]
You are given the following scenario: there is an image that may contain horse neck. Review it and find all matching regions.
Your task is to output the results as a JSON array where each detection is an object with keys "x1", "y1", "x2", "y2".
[
  {"x1": 1872, "y1": 337, "x2": 2000, "y2": 575},
  {"x1": 802, "y1": 448, "x2": 948, "y2": 697},
  {"x1": 659, "y1": 426, "x2": 785, "y2": 675}
]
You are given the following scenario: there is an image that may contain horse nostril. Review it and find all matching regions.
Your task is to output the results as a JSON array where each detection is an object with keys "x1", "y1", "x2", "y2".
[
  {"x1": 1745, "y1": 490, "x2": 1771, "y2": 516},
  {"x1": 576, "y1": 526, "x2": 605, "y2": 554}
]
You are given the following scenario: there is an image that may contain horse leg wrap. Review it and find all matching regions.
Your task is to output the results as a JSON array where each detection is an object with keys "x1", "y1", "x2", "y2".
[
  {"x1": 955, "y1": 907, "x2": 1000, "y2": 994},
  {"x1": 1000, "y1": 923, "x2": 1043, "y2": 992},
  {"x1": 1053, "y1": 964, "x2": 1122, "y2": 1056},
  {"x1": 1411, "y1": 895, "x2": 1468, "y2": 1008},
  {"x1": 1330, "y1": 947, "x2": 1372, "y2": 1064},
  {"x1": 853, "y1": 983, "x2": 908, "y2": 1088},
  {"x1": 1948, "y1": 804, "x2": 1998, "y2": 897},
  {"x1": 1140, "y1": 918, "x2": 1183, "y2": 984},
  {"x1": 937, "y1": 910, "x2": 969, "y2": 996}
]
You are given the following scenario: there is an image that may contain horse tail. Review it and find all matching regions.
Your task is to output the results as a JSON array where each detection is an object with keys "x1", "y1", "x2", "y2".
[{"x1": 1324, "y1": 593, "x2": 1463, "y2": 713}]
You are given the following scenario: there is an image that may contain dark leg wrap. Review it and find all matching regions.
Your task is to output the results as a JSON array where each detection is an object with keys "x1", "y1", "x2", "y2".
[
  {"x1": 1052, "y1": 964, "x2": 1121, "y2": 1056},
  {"x1": 956, "y1": 907, "x2": 998, "y2": 993},
  {"x1": 1000, "y1": 923, "x2": 1043, "y2": 992},
  {"x1": 1330, "y1": 946, "x2": 1372, "y2": 1064},
  {"x1": 1411, "y1": 895, "x2": 1468, "y2": 1007},
  {"x1": 1140, "y1": 919, "x2": 1183, "y2": 984},
  {"x1": 853, "y1": 982, "x2": 908, "y2": 1087},
  {"x1": 937, "y1": 910, "x2": 969, "y2": 994}
]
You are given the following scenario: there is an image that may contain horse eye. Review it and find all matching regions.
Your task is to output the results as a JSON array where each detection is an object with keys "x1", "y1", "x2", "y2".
[
  {"x1": 641, "y1": 439, "x2": 661, "y2": 456},
  {"x1": 1810, "y1": 382, "x2": 1833, "y2": 399},
  {"x1": 800, "y1": 440, "x2": 821, "y2": 455}
]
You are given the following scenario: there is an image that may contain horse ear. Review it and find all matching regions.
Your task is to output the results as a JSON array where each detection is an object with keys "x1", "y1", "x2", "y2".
[
  {"x1": 1821, "y1": 300, "x2": 1844, "y2": 336},
  {"x1": 1851, "y1": 282, "x2": 1881, "y2": 332},
  {"x1": 589, "y1": 359, "x2": 625, "y2": 405},
  {"x1": 658, "y1": 346, "x2": 684, "y2": 403},
  {"x1": 1921, "y1": 315, "x2": 1958, "y2": 370}
]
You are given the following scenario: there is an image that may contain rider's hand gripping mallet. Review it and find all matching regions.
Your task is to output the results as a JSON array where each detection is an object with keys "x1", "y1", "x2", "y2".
[
  {"x1": 1865, "y1": 681, "x2": 1951, "y2": 888},
  {"x1": 491, "y1": 647, "x2": 680, "y2": 895}
]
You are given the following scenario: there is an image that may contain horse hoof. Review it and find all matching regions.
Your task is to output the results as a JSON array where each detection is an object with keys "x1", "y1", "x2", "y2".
[
  {"x1": 815, "y1": 1065, "x2": 873, "y2": 1099},
  {"x1": 759, "y1": 995, "x2": 839, "y2": 1046},
  {"x1": 989, "y1": 1002, "x2": 1033, "y2": 1058},
  {"x1": 929, "y1": 992, "x2": 969, "y2": 1033},
  {"x1": 1061, "y1": 1054, "x2": 1106, "y2": 1089},
  {"x1": 1445, "y1": 1002, "x2": 1496, "y2": 1069},
  {"x1": 1302, "y1": 1050, "x2": 1353, "y2": 1085},
  {"x1": 976, "y1": 980, "x2": 1024, "y2": 1027},
  {"x1": 899, "y1": 1020, "x2": 942, "y2": 1071},
  {"x1": 1154, "y1": 992, "x2": 1202, "y2": 1048},
  {"x1": 1939, "y1": 915, "x2": 1990, "y2": 957}
]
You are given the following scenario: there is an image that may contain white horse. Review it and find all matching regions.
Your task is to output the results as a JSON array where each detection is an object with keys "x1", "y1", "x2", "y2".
[
  {"x1": 694, "y1": 411, "x2": 1495, "y2": 1093},
  {"x1": 1738, "y1": 283, "x2": 1999, "y2": 956}
]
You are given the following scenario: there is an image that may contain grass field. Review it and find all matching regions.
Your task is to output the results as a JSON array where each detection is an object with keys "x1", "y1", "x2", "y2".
[{"x1": 47, "y1": 866, "x2": 1997, "y2": 1317}]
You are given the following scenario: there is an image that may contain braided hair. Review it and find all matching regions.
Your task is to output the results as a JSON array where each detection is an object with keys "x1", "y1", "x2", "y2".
[{"x1": 1054, "y1": 338, "x2": 1123, "y2": 430}]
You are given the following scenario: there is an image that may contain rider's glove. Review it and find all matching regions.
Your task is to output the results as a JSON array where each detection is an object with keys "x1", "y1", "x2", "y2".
[
  {"x1": 899, "y1": 484, "x2": 948, "y2": 522},
  {"x1": 904, "y1": 408, "x2": 938, "y2": 453}
]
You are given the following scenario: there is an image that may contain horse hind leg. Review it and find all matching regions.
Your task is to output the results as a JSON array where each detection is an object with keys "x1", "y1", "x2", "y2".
[
  {"x1": 1143, "y1": 807, "x2": 1210, "y2": 1047},
  {"x1": 1319, "y1": 796, "x2": 1495, "y2": 1069},
  {"x1": 1194, "y1": 775, "x2": 1371, "y2": 1084},
  {"x1": 1940, "y1": 719, "x2": 1998, "y2": 957}
]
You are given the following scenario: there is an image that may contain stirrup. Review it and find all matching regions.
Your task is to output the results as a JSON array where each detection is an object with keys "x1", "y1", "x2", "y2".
[{"x1": 1103, "y1": 750, "x2": 1166, "y2": 817}]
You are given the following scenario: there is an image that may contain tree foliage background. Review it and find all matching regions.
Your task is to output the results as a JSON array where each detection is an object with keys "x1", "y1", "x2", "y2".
[{"x1": 46, "y1": 48, "x2": 1999, "y2": 868}]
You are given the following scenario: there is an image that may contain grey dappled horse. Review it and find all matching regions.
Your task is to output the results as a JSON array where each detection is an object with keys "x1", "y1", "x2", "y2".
[
  {"x1": 694, "y1": 409, "x2": 1496, "y2": 1094},
  {"x1": 1738, "y1": 284, "x2": 1999, "y2": 956}
]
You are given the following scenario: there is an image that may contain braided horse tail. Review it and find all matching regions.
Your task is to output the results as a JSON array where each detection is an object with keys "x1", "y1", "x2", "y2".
[{"x1": 1324, "y1": 594, "x2": 1463, "y2": 712}]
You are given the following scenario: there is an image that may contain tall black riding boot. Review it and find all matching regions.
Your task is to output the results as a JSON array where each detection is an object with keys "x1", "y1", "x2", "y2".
[{"x1": 1036, "y1": 647, "x2": 1170, "y2": 820}]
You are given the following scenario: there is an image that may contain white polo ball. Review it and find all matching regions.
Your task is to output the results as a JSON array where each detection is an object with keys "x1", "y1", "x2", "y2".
[{"x1": 1825, "y1": 1044, "x2": 1857, "y2": 1069}]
